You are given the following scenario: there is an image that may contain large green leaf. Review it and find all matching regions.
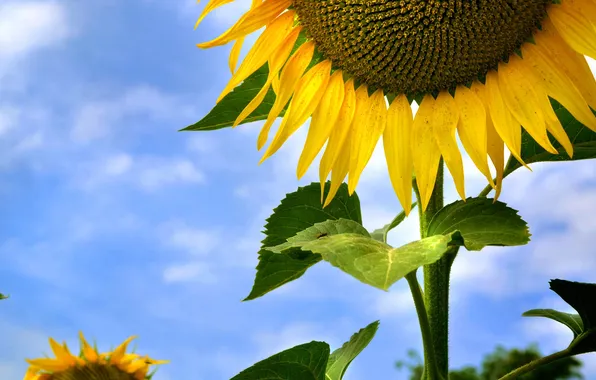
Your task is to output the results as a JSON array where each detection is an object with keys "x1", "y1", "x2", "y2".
[
  {"x1": 269, "y1": 225, "x2": 455, "y2": 290},
  {"x1": 504, "y1": 100, "x2": 596, "y2": 176},
  {"x1": 325, "y1": 321, "x2": 380, "y2": 380},
  {"x1": 230, "y1": 341, "x2": 330, "y2": 380},
  {"x1": 522, "y1": 309, "x2": 583, "y2": 338},
  {"x1": 182, "y1": 65, "x2": 277, "y2": 131},
  {"x1": 550, "y1": 279, "x2": 596, "y2": 331},
  {"x1": 427, "y1": 197, "x2": 530, "y2": 251},
  {"x1": 267, "y1": 219, "x2": 369, "y2": 253},
  {"x1": 0, "y1": 293, "x2": 7, "y2": 300},
  {"x1": 522, "y1": 279, "x2": 596, "y2": 355},
  {"x1": 244, "y1": 182, "x2": 362, "y2": 301}
]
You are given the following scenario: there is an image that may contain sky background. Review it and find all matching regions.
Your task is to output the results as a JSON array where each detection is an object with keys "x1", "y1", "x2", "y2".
[{"x1": 0, "y1": 1, "x2": 595, "y2": 379}]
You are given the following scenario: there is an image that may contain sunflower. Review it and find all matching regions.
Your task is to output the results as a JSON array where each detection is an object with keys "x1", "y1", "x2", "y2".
[
  {"x1": 195, "y1": 0, "x2": 596, "y2": 213},
  {"x1": 23, "y1": 332, "x2": 168, "y2": 380}
]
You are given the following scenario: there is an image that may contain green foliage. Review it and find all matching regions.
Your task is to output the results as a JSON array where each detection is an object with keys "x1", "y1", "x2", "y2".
[
  {"x1": 230, "y1": 341, "x2": 330, "y2": 380},
  {"x1": 230, "y1": 322, "x2": 378, "y2": 380},
  {"x1": 480, "y1": 345, "x2": 583, "y2": 380},
  {"x1": 244, "y1": 182, "x2": 362, "y2": 301},
  {"x1": 182, "y1": 31, "x2": 323, "y2": 132},
  {"x1": 0, "y1": 293, "x2": 7, "y2": 300},
  {"x1": 182, "y1": 66, "x2": 278, "y2": 131},
  {"x1": 524, "y1": 279, "x2": 596, "y2": 355},
  {"x1": 397, "y1": 345, "x2": 583, "y2": 380},
  {"x1": 427, "y1": 197, "x2": 531, "y2": 251},
  {"x1": 522, "y1": 310, "x2": 583, "y2": 338},
  {"x1": 267, "y1": 219, "x2": 457, "y2": 290},
  {"x1": 504, "y1": 99, "x2": 596, "y2": 177},
  {"x1": 267, "y1": 219, "x2": 369, "y2": 253},
  {"x1": 325, "y1": 321, "x2": 380, "y2": 380}
]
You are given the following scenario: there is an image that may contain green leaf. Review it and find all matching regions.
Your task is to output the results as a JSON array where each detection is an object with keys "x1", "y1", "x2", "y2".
[
  {"x1": 244, "y1": 182, "x2": 362, "y2": 301},
  {"x1": 292, "y1": 233, "x2": 455, "y2": 291},
  {"x1": 182, "y1": 32, "x2": 323, "y2": 132},
  {"x1": 325, "y1": 321, "x2": 380, "y2": 380},
  {"x1": 522, "y1": 309, "x2": 583, "y2": 338},
  {"x1": 550, "y1": 279, "x2": 596, "y2": 330},
  {"x1": 427, "y1": 197, "x2": 530, "y2": 251},
  {"x1": 231, "y1": 341, "x2": 330, "y2": 380},
  {"x1": 0, "y1": 293, "x2": 7, "y2": 300},
  {"x1": 522, "y1": 279, "x2": 596, "y2": 355},
  {"x1": 181, "y1": 65, "x2": 278, "y2": 131},
  {"x1": 267, "y1": 219, "x2": 369, "y2": 253},
  {"x1": 370, "y1": 202, "x2": 417, "y2": 243},
  {"x1": 504, "y1": 99, "x2": 596, "y2": 176}
]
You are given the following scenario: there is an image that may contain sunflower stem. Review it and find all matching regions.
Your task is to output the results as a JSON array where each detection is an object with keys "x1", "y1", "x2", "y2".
[
  {"x1": 414, "y1": 162, "x2": 450, "y2": 380},
  {"x1": 405, "y1": 271, "x2": 439, "y2": 380}
]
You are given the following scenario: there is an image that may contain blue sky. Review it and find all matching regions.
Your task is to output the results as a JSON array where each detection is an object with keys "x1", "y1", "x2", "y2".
[{"x1": 1, "y1": 1, "x2": 595, "y2": 379}]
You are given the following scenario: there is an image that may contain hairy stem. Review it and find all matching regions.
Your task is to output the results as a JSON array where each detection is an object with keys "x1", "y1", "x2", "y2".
[
  {"x1": 406, "y1": 271, "x2": 439, "y2": 380},
  {"x1": 415, "y1": 162, "x2": 449, "y2": 379}
]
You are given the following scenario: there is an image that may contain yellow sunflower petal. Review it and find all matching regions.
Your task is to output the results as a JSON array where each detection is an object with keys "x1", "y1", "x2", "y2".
[
  {"x1": 431, "y1": 91, "x2": 465, "y2": 199},
  {"x1": 324, "y1": 128, "x2": 352, "y2": 207},
  {"x1": 484, "y1": 70, "x2": 526, "y2": 167},
  {"x1": 197, "y1": 0, "x2": 292, "y2": 48},
  {"x1": 297, "y1": 70, "x2": 345, "y2": 179},
  {"x1": 497, "y1": 56, "x2": 557, "y2": 154},
  {"x1": 227, "y1": 0, "x2": 263, "y2": 72},
  {"x1": 319, "y1": 78, "x2": 357, "y2": 199},
  {"x1": 522, "y1": 43, "x2": 596, "y2": 132},
  {"x1": 341, "y1": 85, "x2": 370, "y2": 189},
  {"x1": 48, "y1": 338, "x2": 76, "y2": 365},
  {"x1": 78, "y1": 332, "x2": 99, "y2": 362},
  {"x1": 25, "y1": 358, "x2": 71, "y2": 372},
  {"x1": 23, "y1": 367, "x2": 40, "y2": 380},
  {"x1": 229, "y1": 38, "x2": 245, "y2": 74},
  {"x1": 541, "y1": 100, "x2": 574, "y2": 158},
  {"x1": 547, "y1": 5, "x2": 596, "y2": 60},
  {"x1": 412, "y1": 94, "x2": 442, "y2": 211},
  {"x1": 486, "y1": 115, "x2": 505, "y2": 201},
  {"x1": 233, "y1": 27, "x2": 301, "y2": 127},
  {"x1": 109, "y1": 336, "x2": 137, "y2": 364},
  {"x1": 124, "y1": 360, "x2": 149, "y2": 374},
  {"x1": 257, "y1": 41, "x2": 315, "y2": 150},
  {"x1": 348, "y1": 88, "x2": 387, "y2": 194},
  {"x1": 216, "y1": 11, "x2": 295, "y2": 102},
  {"x1": 455, "y1": 84, "x2": 494, "y2": 187},
  {"x1": 260, "y1": 60, "x2": 332, "y2": 162},
  {"x1": 537, "y1": 19, "x2": 596, "y2": 109},
  {"x1": 194, "y1": 0, "x2": 234, "y2": 30},
  {"x1": 384, "y1": 94, "x2": 414, "y2": 215}
]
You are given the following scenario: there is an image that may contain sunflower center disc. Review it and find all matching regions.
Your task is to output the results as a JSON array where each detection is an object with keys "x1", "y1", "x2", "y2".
[
  {"x1": 52, "y1": 363, "x2": 137, "y2": 380},
  {"x1": 294, "y1": 0, "x2": 550, "y2": 95}
]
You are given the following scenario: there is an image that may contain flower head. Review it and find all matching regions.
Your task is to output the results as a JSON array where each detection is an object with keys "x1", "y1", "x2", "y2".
[
  {"x1": 24, "y1": 332, "x2": 168, "y2": 380},
  {"x1": 196, "y1": 0, "x2": 596, "y2": 212}
]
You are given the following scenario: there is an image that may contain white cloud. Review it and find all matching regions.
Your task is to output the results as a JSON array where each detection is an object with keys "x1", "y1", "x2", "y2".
[
  {"x1": 75, "y1": 154, "x2": 204, "y2": 191},
  {"x1": 252, "y1": 321, "x2": 340, "y2": 359},
  {"x1": 103, "y1": 153, "x2": 133, "y2": 176},
  {"x1": 0, "y1": 106, "x2": 19, "y2": 136},
  {"x1": 162, "y1": 222, "x2": 220, "y2": 256},
  {"x1": 374, "y1": 285, "x2": 415, "y2": 317},
  {"x1": 162, "y1": 261, "x2": 217, "y2": 283},
  {"x1": 71, "y1": 86, "x2": 194, "y2": 144},
  {"x1": 138, "y1": 158, "x2": 204, "y2": 190},
  {"x1": 0, "y1": 1, "x2": 70, "y2": 62},
  {"x1": 0, "y1": 320, "x2": 52, "y2": 379}
]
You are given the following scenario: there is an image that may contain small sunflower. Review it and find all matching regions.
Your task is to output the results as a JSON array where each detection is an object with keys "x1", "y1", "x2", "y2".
[
  {"x1": 23, "y1": 332, "x2": 168, "y2": 380},
  {"x1": 195, "y1": 0, "x2": 596, "y2": 213}
]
